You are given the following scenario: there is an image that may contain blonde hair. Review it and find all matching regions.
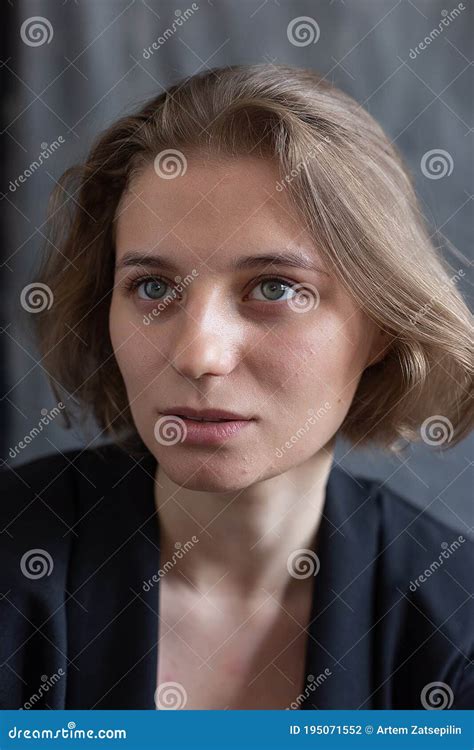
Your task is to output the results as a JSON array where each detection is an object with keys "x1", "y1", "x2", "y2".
[{"x1": 31, "y1": 64, "x2": 473, "y2": 455}]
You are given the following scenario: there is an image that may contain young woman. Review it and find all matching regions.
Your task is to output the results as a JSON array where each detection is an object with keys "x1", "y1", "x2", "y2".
[{"x1": 1, "y1": 64, "x2": 472, "y2": 711}]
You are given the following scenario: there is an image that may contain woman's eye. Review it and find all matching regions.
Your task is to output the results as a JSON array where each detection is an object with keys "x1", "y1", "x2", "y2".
[
  {"x1": 130, "y1": 275, "x2": 302, "y2": 305},
  {"x1": 136, "y1": 278, "x2": 173, "y2": 301},
  {"x1": 248, "y1": 278, "x2": 297, "y2": 302}
]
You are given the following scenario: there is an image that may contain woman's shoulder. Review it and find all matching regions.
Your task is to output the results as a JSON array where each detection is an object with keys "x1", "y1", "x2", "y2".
[
  {"x1": 323, "y1": 468, "x2": 473, "y2": 708},
  {"x1": 351, "y1": 470, "x2": 473, "y2": 578},
  {"x1": 330, "y1": 465, "x2": 471, "y2": 551},
  {"x1": 330, "y1": 466, "x2": 472, "y2": 628},
  {"x1": 0, "y1": 443, "x2": 145, "y2": 538},
  {"x1": 366, "y1": 473, "x2": 470, "y2": 555},
  {"x1": 351, "y1": 470, "x2": 473, "y2": 646},
  {"x1": 0, "y1": 442, "x2": 156, "y2": 604}
]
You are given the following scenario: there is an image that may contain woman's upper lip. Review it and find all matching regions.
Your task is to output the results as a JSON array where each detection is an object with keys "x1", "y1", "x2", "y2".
[{"x1": 160, "y1": 407, "x2": 252, "y2": 421}]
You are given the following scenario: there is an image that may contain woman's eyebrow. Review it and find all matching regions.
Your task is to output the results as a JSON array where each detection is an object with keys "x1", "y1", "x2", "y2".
[
  {"x1": 234, "y1": 252, "x2": 328, "y2": 274},
  {"x1": 115, "y1": 250, "x2": 329, "y2": 274}
]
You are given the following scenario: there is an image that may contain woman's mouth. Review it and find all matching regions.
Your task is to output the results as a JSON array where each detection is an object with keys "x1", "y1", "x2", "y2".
[{"x1": 159, "y1": 413, "x2": 255, "y2": 445}]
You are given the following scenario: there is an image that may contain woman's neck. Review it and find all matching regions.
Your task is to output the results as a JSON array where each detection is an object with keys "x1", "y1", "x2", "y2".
[{"x1": 153, "y1": 443, "x2": 335, "y2": 605}]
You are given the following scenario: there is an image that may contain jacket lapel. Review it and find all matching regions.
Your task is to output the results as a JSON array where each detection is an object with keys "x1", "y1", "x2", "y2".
[
  {"x1": 66, "y1": 450, "x2": 160, "y2": 709},
  {"x1": 300, "y1": 465, "x2": 380, "y2": 709}
]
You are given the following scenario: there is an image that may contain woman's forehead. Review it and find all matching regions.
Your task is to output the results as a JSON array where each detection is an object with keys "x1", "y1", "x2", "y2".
[
  {"x1": 114, "y1": 159, "x2": 321, "y2": 265},
  {"x1": 116, "y1": 155, "x2": 293, "y2": 222}
]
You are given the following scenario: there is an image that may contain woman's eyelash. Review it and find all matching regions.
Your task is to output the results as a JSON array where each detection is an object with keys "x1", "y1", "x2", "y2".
[
  {"x1": 122, "y1": 274, "x2": 299, "y2": 298},
  {"x1": 251, "y1": 275, "x2": 297, "y2": 289},
  {"x1": 123, "y1": 274, "x2": 160, "y2": 294}
]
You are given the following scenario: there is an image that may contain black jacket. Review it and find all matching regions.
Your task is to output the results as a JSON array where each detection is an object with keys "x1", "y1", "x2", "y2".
[{"x1": 0, "y1": 444, "x2": 472, "y2": 709}]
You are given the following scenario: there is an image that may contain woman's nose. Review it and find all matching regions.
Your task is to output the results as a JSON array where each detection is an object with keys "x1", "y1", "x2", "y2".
[{"x1": 167, "y1": 287, "x2": 239, "y2": 380}]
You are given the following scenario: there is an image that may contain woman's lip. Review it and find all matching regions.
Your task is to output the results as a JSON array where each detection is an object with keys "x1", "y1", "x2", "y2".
[
  {"x1": 160, "y1": 415, "x2": 254, "y2": 445},
  {"x1": 162, "y1": 412, "x2": 252, "y2": 422}
]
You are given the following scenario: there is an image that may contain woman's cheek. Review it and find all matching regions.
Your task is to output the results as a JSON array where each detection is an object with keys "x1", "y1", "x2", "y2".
[{"x1": 110, "y1": 329, "x2": 152, "y2": 401}]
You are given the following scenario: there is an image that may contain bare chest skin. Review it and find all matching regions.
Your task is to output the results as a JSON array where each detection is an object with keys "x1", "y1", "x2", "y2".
[{"x1": 156, "y1": 576, "x2": 314, "y2": 710}]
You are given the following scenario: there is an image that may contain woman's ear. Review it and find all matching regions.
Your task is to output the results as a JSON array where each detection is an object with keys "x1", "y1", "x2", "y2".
[{"x1": 366, "y1": 329, "x2": 395, "y2": 368}]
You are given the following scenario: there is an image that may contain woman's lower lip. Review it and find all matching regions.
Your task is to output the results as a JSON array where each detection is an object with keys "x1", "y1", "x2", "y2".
[{"x1": 169, "y1": 416, "x2": 254, "y2": 444}]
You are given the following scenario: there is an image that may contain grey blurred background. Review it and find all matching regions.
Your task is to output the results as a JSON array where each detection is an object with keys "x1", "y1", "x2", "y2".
[{"x1": 1, "y1": 0, "x2": 472, "y2": 534}]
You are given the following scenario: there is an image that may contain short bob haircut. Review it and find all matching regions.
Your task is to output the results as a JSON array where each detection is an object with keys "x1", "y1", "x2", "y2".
[{"x1": 31, "y1": 64, "x2": 473, "y2": 456}]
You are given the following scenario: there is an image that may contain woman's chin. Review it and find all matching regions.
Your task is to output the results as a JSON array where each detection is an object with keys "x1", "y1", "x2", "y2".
[{"x1": 156, "y1": 456, "x2": 259, "y2": 493}]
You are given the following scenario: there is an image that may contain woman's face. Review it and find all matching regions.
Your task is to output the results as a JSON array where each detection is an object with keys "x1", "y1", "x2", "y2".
[{"x1": 110, "y1": 154, "x2": 382, "y2": 491}]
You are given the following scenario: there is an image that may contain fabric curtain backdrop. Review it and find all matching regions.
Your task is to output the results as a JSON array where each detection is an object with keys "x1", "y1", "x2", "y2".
[{"x1": 1, "y1": 0, "x2": 472, "y2": 532}]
